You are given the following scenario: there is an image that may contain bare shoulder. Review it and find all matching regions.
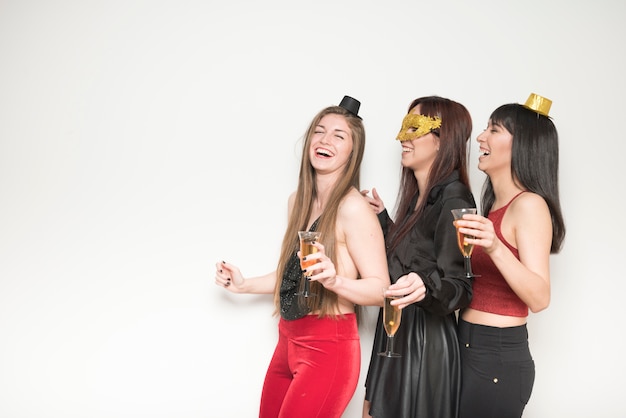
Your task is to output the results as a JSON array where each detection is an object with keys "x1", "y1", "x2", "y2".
[
  {"x1": 336, "y1": 188, "x2": 384, "y2": 249},
  {"x1": 338, "y1": 188, "x2": 374, "y2": 217},
  {"x1": 510, "y1": 192, "x2": 550, "y2": 222},
  {"x1": 514, "y1": 192, "x2": 549, "y2": 211},
  {"x1": 336, "y1": 188, "x2": 380, "y2": 236}
]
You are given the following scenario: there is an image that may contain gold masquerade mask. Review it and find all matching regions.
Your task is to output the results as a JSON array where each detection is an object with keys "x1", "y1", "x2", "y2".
[{"x1": 396, "y1": 113, "x2": 442, "y2": 142}]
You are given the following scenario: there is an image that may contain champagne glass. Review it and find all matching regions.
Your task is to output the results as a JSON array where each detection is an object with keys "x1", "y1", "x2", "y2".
[
  {"x1": 451, "y1": 208, "x2": 478, "y2": 278},
  {"x1": 378, "y1": 289, "x2": 402, "y2": 358},
  {"x1": 296, "y1": 231, "x2": 321, "y2": 298}
]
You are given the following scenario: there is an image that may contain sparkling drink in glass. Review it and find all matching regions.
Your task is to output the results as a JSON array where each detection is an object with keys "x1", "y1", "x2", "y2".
[
  {"x1": 297, "y1": 230, "x2": 321, "y2": 297},
  {"x1": 378, "y1": 290, "x2": 402, "y2": 358},
  {"x1": 451, "y1": 208, "x2": 478, "y2": 278}
]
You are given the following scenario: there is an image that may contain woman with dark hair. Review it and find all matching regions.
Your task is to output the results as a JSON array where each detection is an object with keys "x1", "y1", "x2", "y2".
[
  {"x1": 455, "y1": 93, "x2": 566, "y2": 417},
  {"x1": 361, "y1": 96, "x2": 476, "y2": 417},
  {"x1": 214, "y1": 96, "x2": 390, "y2": 418}
]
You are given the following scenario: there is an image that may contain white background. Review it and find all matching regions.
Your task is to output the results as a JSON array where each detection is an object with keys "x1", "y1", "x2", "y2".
[{"x1": 1, "y1": 1, "x2": 624, "y2": 417}]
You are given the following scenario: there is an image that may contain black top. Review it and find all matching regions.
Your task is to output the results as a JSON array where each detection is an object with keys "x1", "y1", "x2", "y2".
[
  {"x1": 365, "y1": 171, "x2": 475, "y2": 418},
  {"x1": 279, "y1": 219, "x2": 319, "y2": 320},
  {"x1": 380, "y1": 171, "x2": 474, "y2": 315}
]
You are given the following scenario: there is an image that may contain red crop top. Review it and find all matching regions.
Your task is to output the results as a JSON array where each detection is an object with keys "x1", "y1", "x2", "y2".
[{"x1": 468, "y1": 192, "x2": 528, "y2": 317}]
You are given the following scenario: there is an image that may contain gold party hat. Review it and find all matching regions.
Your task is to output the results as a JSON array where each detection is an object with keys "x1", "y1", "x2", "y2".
[{"x1": 523, "y1": 93, "x2": 552, "y2": 117}]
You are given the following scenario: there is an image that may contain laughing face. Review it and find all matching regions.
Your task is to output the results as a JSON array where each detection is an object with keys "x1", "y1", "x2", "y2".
[
  {"x1": 309, "y1": 113, "x2": 354, "y2": 175},
  {"x1": 476, "y1": 120, "x2": 513, "y2": 175}
]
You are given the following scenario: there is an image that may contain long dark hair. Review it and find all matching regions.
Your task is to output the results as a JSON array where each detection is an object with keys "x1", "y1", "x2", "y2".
[
  {"x1": 387, "y1": 96, "x2": 472, "y2": 251},
  {"x1": 481, "y1": 103, "x2": 566, "y2": 253}
]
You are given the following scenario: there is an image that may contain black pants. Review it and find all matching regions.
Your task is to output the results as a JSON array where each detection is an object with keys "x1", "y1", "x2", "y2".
[{"x1": 458, "y1": 318, "x2": 535, "y2": 418}]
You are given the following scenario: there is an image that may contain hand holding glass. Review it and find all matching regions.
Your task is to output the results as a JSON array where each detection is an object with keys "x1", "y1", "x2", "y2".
[
  {"x1": 378, "y1": 290, "x2": 402, "y2": 358},
  {"x1": 297, "y1": 231, "x2": 321, "y2": 297},
  {"x1": 451, "y1": 208, "x2": 479, "y2": 278}
]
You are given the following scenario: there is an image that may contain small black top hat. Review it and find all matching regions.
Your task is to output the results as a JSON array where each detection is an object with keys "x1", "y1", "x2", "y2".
[{"x1": 338, "y1": 95, "x2": 362, "y2": 119}]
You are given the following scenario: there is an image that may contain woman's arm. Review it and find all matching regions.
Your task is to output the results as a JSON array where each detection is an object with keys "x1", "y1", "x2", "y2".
[
  {"x1": 214, "y1": 261, "x2": 277, "y2": 294},
  {"x1": 414, "y1": 196, "x2": 474, "y2": 315},
  {"x1": 309, "y1": 189, "x2": 390, "y2": 306},
  {"x1": 214, "y1": 193, "x2": 295, "y2": 296}
]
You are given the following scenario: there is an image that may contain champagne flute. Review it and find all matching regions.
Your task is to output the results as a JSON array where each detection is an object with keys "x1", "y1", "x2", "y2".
[
  {"x1": 296, "y1": 231, "x2": 321, "y2": 298},
  {"x1": 451, "y1": 208, "x2": 479, "y2": 278},
  {"x1": 378, "y1": 289, "x2": 402, "y2": 358}
]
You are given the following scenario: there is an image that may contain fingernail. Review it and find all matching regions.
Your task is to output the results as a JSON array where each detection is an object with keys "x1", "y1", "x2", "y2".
[
  {"x1": 225, "y1": 282, "x2": 230, "y2": 287},
  {"x1": 303, "y1": 257, "x2": 307, "y2": 261},
  {"x1": 227, "y1": 277, "x2": 231, "y2": 281},
  {"x1": 302, "y1": 269, "x2": 307, "y2": 273},
  {"x1": 219, "y1": 269, "x2": 223, "y2": 273},
  {"x1": 222, "y1": 260, "x2": 226, "y2": 264}
]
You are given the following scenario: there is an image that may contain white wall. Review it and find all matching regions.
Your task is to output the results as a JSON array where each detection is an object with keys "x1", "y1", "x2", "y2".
[{"x1": 1, "y1": 1, "x2": 624, "y2": 417}]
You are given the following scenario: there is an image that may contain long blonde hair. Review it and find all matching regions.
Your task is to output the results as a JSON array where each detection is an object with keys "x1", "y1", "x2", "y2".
[{"x1": 274, "y1": 105, "x2": 366, "y2": 317}]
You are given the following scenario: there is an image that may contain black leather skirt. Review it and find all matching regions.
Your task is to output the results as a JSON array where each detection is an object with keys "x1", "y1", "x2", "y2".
[{"x1": 365, "y1": 304, "x2": 461, "y2": 418}]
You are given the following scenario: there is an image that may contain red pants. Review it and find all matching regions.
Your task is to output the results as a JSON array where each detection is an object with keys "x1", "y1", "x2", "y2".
[{"x1": 259, "y1": 314, "x2": 360, "y2": 418}]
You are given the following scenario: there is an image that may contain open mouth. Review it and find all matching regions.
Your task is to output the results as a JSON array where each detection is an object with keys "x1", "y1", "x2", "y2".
[{"x1": 315, "y1": 147, "x2": 334, "y2": 158}]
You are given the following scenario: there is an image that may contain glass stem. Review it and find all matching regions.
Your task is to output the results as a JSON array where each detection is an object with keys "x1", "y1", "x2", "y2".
[
  {"x1": 464, "y1": 256, "x2": 472, "y2": 277},
  {"x1": 387, "y1": 335, "x2": 394, "y2": 354},
  {"x1": 303, "y1": 274, "x2": 310, "y2": 296}
]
